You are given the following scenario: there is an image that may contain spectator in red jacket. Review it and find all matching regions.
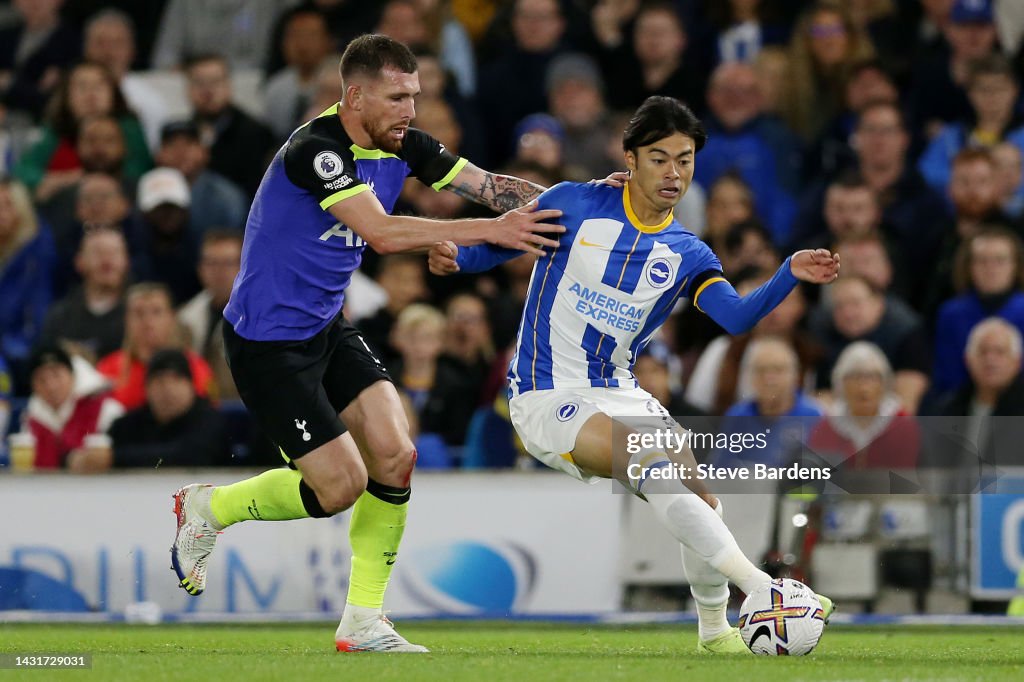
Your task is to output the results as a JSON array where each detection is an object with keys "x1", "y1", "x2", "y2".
[
  {"x1": 807, "y1": 341, "x2": 920, "y2": 470},
  {"x1": 96, "y1": 282, "x2": 214, "y2": 409},
  {"x1": 24, "y1": 344, "x2": 123, "y2": 469}
]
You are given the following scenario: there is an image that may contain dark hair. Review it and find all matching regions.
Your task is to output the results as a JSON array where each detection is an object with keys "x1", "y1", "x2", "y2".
[
  {"x1": 954, "y1": 225, "x2": 1024, "y2": 293},
  {"x1": 284, "y1": 6, "x2": 328, "y2": 31},
  {"x1": 185, "y1": 53, "x2": 229, "y2": 75},
  {"x1": 828, "y1": 169, "x2": 871, "y2": 193},
  {"x1": 622, "y1": 96, "x2": 706, "y2": 153},
  {"x1": 967, "y1": 53, "x2": 1016, "y2": 88},
  {"x1": 857, "y1": 98, "x2": 906, "y2": 132},
  {"x1": 46, "y1": 61, "x2": 133, "y2": 140},
  {"x1": 953, "y1": 147, "x2": 995, "y2": 168},
  {"x1": 723, "y1": 219, "x2": 772, "y2": 253},
  {"x1": 80, "y1": 222, "x2": 127, "y2": 247},
  {"x1": 834, "y1": 229, "x2": 890, "y2": 254},
  {"x1": 340, "y1": 34, "x2": 418, "y2": 82},
  {"x1": 500, "y1": 159, "x2": 560, "y2": 188},
  {"x1": 849, "y1": 58, "x2": 893, "y2": 82},
  {"x1": 147, "y1": 348, "x2": 193, "y2": 383},
  {"x1": 637, "y1": 1, "x2": 687, "y2": 33},
  {"x1": 376, "y1": 253, "x2": 423, "y2": 278},
  {"x1": 731, "y1": 265, "x2": 773, "y2": 290},
  {"x1": 705, "y1": 0, "x2": 777, "y2": 29}
]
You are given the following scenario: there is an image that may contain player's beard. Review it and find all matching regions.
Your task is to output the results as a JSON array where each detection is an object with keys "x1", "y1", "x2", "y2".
[{"x1": 367, "y1": 120, "x2": 405, "y2": 154}]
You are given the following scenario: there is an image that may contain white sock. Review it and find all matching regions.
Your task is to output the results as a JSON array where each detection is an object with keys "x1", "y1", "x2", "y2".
[
  {"x1": 337, "y1": 603, "x2": 380, "y2": 635},
  {"x1": 647, "y1": 492, "x2": 772, "y2": 596},
  {"x1": 681, "y1": 498, "x2": 730, "y2": 641}
]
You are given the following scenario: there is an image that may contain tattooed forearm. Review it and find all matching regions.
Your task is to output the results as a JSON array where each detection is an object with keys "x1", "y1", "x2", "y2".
[{"x1": 451, "y1": 172, "x2": 546, "y2": 213}]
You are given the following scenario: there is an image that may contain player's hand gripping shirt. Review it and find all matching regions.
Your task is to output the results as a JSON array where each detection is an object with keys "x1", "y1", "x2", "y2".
[
  {"x1": 455, "y1": 182, "x2": 799, "y2": 397},
  {"x1": 224, "y1": 104, "x2": 466, "y2": 341}
]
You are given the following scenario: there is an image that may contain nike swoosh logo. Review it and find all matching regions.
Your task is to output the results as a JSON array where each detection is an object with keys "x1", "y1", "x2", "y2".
[
  {"x1": 749, "y1": 624, "x2": 772, "y2": 649},
  {"x1": 579, "y1": 238, "x2": 609, "y2": 249},
  {"x1": 386, "y1": 559, "x2": 396, "y2": 565}
]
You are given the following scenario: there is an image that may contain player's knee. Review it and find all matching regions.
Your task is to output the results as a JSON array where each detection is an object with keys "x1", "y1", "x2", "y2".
[
  {"x1": 315, "y1": 468, "x2": 368, "y2": 515},
  {"x1": 373, "y1": 440, "x2": 418, "y2": 487}
]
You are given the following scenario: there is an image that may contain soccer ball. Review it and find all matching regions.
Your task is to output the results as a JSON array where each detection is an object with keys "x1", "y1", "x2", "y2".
[{"x1": 737, "y1": 578, "x2": 826, "y2": 656}]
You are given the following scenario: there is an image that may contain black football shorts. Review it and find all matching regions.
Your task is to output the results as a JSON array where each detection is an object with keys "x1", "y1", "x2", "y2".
[{"x1": 223, "y1": 314, "x2": 392, "y2": 463}]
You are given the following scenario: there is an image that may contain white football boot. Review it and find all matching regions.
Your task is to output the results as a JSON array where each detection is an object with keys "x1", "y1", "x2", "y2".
[
  {"x1": 170, "y1": 484, "x2": 222, "y2": 596},
  {"x1": 335, "y1": 613, "x2": 429, "y2": 653}
]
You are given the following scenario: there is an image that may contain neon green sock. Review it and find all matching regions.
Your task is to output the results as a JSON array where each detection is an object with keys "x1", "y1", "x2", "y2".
[
  {"x1": 346, "y1": 488, "x2": 408, "y2": 609},
  {"x1": 209, "y1": 468, "x2": 310, "y2": 527}
]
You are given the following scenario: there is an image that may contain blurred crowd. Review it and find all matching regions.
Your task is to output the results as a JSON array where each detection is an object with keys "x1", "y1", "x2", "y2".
[{"x1": 3, "y1": 0, "x2": 1024, "y2": 472}]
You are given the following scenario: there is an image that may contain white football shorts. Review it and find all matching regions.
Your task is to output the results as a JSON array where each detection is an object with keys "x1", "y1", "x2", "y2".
[{"x1": 508, "y1": 386, "x2": 682, "y2": 483}]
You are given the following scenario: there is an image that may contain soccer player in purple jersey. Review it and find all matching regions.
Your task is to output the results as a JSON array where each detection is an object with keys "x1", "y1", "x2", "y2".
[{"x1": 169, "y1": 34, "x2": 586, "y2": 652}]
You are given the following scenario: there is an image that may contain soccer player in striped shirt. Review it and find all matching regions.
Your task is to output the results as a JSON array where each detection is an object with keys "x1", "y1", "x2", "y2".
[{"x1": 429, "y1": 96, "x2": 839, "y2": 653}]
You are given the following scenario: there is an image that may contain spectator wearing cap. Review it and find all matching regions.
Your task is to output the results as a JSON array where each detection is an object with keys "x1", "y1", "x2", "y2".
[
  {"x1": 512, "y1": 113, "x2": 574, "y2": 179},
  {"x1": 546, "y1": 53, "x2": 613, "y2": 179},
  {"x1": 38, "y1": 225, "x2": 129, "y2": 363},
  {"x1": 24, "y1": 345, "x2": 124, "y2": 470},
  {"x1": 96, "y1": 282, "x2": 214, "y2": 410},
  {"x1": 185, "y1": 54, "x2": 275, "y2": 197},
  {"x1": 102, "y1": 349, "x2": 229, "y2": 470},
  {"x1": 130, "y1": 168, "x2": 201, "y2": 304},
  {"x1": 155, "y1": 121, "x2": 248, "y2": 236},
  {"x1": 634, "y1": 339, "x2": 704, "y2": 417},
  {"x1": 695, "y1": 61, "x2": 802, "y2": 244},
  {"x1": 908, "y1": 0, "x2": 1000, "y2": 135},
  {"x1": 263, "y1": 9, "x2": 334, "y2": 141},
  {"x1": 477, "y1": 0, "x2": 568, "y2": 165}
]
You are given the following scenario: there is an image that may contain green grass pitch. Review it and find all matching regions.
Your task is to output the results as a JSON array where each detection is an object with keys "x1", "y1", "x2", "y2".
[{"x1": 1, "y1": 622, "x2": 1022, "y2": 681}]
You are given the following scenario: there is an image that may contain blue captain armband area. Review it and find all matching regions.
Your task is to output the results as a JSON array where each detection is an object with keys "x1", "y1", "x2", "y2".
[
  {"x1": 454, "y1": 243, "x2": 524, "y2": 273},
  {"x1": 692, "y1": 256, "x2": 799, "y2": 335}
]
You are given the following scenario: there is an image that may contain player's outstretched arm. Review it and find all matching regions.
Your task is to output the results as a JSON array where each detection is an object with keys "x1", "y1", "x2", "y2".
[
  {"x1": 444, "y1": 161, "x2": 548, "y2": 213},
  {"x1": 328, "y1": 189, "x2": 563, "y2": 255},
  {"x1": 428, "y1": 240, "x2": 522, "y2": 275},
  {"x1": 697, "y1": 249, "x2": 839, "y2": 335}
]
